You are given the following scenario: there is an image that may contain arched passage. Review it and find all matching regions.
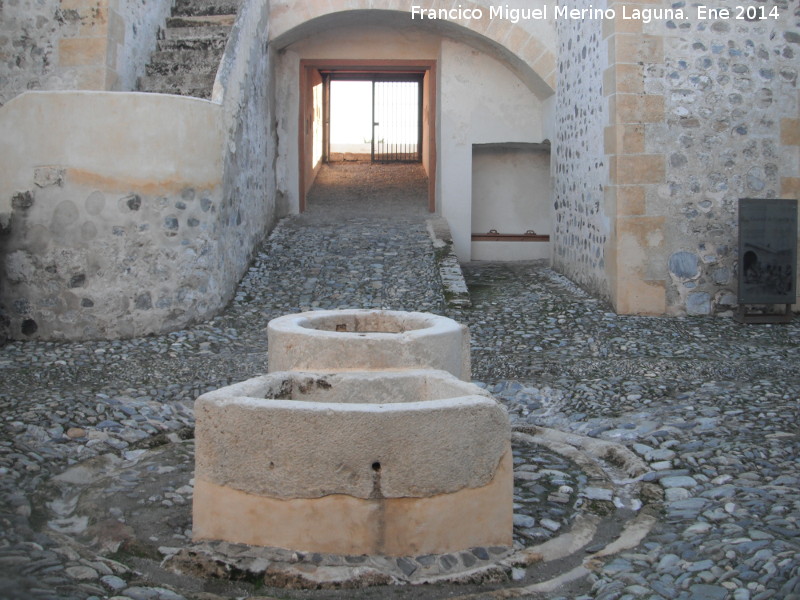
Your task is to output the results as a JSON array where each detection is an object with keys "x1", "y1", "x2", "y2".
[
  {"x1": 270, "y1": 4, "x2": 557, "y2": 97},
  {"x1": 297, "y1": 59, "x2": 437, "y2": 213},
  {"x1": 272, "y1": 7, "x2": 556, "y2": 261}
]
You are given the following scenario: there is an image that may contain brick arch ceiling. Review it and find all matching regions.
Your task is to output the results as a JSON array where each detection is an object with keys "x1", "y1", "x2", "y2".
[{"x1": 268, "y1": 4, "x2": 556, "y2": 99}]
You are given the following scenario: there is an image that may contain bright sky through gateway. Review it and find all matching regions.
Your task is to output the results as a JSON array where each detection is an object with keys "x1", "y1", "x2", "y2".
[
  {"x1": 330, "y1": 80, "x2": 420, "y2": 148},
  {"x1": 330, "y1": 80, "x2": 372, "y2": 145}
]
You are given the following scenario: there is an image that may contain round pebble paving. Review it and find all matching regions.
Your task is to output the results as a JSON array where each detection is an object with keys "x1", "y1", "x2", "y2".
[{"x1": 1, "y1": 165, "x2": 799, "y2": 600}]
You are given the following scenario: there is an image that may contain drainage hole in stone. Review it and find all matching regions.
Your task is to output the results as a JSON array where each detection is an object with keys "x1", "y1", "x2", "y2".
[
  {"x1": 21, "y1": 319, "x2": 38, "y2": 336},
  {"x1": 372, "y1": 461, "x2": 381, "y2": 472}
]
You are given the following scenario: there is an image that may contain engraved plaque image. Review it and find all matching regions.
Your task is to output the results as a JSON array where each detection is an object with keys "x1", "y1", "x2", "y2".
[{"x1": 738, "y1": 199, "x2": 798, "y2": 305}]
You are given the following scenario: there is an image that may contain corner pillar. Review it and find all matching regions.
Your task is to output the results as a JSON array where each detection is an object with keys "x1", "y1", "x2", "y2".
[{"x1": 603, "y1": 0, "x2": 668, "y2": 315}]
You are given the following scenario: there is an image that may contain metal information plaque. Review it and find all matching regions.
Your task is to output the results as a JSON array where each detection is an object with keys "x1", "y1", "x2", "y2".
[{"x1": 737, "y1": 198, "x2": 798, "y2": 322}]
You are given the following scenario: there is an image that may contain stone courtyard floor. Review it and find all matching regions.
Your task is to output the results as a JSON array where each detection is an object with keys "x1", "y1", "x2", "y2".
[{"x1": 1, "y1": 163, "x2": 799, "y2": 600}]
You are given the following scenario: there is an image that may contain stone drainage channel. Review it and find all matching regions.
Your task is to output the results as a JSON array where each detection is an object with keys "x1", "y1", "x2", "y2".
[{"x1": 31, "y1": 419, "x2": 659, "y2": 598}]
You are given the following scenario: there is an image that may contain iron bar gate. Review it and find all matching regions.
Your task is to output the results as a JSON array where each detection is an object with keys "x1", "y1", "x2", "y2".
[{"x1": 371, "y1": 79, "x2": 422, "y2": 163}]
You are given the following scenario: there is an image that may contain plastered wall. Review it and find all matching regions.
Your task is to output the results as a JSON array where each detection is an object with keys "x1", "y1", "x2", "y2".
[
  {"x1": 0, "y1": 93, "x2": 226, "y2": 339},
  {"x1": 276, "y1": 23, "x2": 550, "y2": 261},
  {"x1": 0, "y1": 0, "x2": 277, "y2": 341},
  {"x1": 216, "y1": 0, "x2": 279, "y2": 294},
  {"x1": 273, "y1": 22, "x2": 441, "y2": 215},
  {"x1": 267, "y1": 0, "x2": 558, "y2": 97},
  {"x1": 471, "y1": 144, "x2": 552, "y2": 261},
  {"x1": 115, "y1": 0, "x2": 174, "y2": 91},
  {"x1": 437, "y1": 37, "x2": 548, "y2": 260}
]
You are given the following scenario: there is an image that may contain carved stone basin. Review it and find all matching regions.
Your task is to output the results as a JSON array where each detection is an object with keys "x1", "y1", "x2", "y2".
[
  {"x1": 192, "y1": 369, "x2": 512, "y2": 556},
  {"x1": 267, "y1": 309, "x2": 471, "y2": 380}
]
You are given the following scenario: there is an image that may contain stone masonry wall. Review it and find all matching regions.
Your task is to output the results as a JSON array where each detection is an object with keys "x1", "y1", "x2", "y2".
[
  {"x1": 0, "y1": 0, "x2": 169, "y2": 105},
  {"x1": 1, "y1": 0, "x2": 69, "y2": 104},
  {"x1": 648, "y1": 0, "x2": 799, "y2": 314},
  {"x1": 0, "y1": 0, "x2": 278, "y2": 342},
  {"x1": 215, "y1": 0, "x2": 279, "y2": 295},
  {"x1": 114, "y1": 0, "x2": 174, "y2": 91},
  {"x1": 2, "y1": 173, "x2": 224, "y2": 339},
  {"x1": 552, "y1": 1, "x2": 611, "y2": 302},
  {"x1": 0, "y1": 92, "x2": 226, "y2": 341}
]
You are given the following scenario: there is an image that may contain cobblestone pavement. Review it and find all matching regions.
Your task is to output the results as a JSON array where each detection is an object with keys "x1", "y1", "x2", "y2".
[
  {"x1": 1, "y1": 163, "x2": 799, "y2": 600},
  {"x1": 451, "y1": 263, "x2": 800, "y2": 600}
]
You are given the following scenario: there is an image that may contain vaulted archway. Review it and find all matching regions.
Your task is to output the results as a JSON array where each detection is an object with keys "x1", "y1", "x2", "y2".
[
  {"x1": 270, "y1": 6, "x2": 556, "y2": 97},
  {"x1": 271, "y1": 7, "x2": 556, "y2": 261}
]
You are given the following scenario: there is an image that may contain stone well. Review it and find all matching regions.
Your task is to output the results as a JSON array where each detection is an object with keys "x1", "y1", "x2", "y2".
[
  {"x1": 267, "y1": 309, "x2": 471, "y2": 380},
  {"x1": 192, "y1": 368, "x2": 512, "y2": 557}
]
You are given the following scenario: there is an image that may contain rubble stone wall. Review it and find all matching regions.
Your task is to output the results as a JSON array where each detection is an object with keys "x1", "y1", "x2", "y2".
[
  {"x1": 0, "y1": 0, "x2": 170, "y2": 106},
  {"x1": 553, "y1": 0, "x2": 799, "y2": 315},
  {"x1": 649, "y1": 0, "x2": 799, "y2": 314},
  {"x1": 0, "y1": 0, "x2": 76, "y2": 105},
  {"x1": 215, "y1": 0, "x2": 279, "y2": 303},
  {"x1": 0, "y1": 0, "x2": 277, "y2": 342},
  {"x1": 0, "y1": 92, "x2": 226, "y2": 340},
  {"x1": 552, "y1": 3, "x2": 611, "y2": 302}
]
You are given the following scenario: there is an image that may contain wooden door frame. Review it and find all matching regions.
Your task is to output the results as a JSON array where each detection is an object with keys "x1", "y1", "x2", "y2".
[{"x1": 298, "y1": 59, "x2": 437, "y2": 213}]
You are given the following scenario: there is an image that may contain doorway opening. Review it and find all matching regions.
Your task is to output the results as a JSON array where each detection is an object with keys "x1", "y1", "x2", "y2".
[
  {"x1": 299, "y1": 60, "x2": 436, "y2": 212},
  {"x1": 328, "y1": 75, "x2": 423, "y2": 163}
]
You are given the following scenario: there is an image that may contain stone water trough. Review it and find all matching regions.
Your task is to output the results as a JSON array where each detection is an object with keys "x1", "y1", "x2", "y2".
[
  {"x1": 193, "y1": 310, "x2": 512, "y2": 557},
  {"x1": 266, "y1": 308, "x2": 472, "y2": 380}
]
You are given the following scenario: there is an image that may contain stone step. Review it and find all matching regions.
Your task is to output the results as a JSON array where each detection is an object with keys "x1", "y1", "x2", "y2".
[
  {"x1": 145, "y1": 85, "x2": 213, "y2": 99},
  {"x1": 163, "y1": 24, "x2": 232, "y2": 41},
  {"x1": 145, "y1": 49, "x2": 224, "y2": 76},
  {"x1": 138, "y1": 0, "x2": 239, "y2": 98},
  {"x1": 138, "y1": 72, "x2": 217, "y2": 98},
  {"x1": 166, "y1": 14, "x2": 237, "y2": 28},
  {"x1": 172, "y1": 0, "x2": 240, "y2": 17},
  {"x1": 157, "y1": 34, "x2": 229, "y2": 53}
]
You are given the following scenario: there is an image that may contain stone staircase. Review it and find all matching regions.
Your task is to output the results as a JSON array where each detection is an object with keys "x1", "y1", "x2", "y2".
[{"x1": 138, "y1": 0, "x2": 241, "y2": 99}]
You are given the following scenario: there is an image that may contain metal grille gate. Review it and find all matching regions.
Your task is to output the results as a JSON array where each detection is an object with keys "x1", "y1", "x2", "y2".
[{"x1": 371, "y1": 79, "x2": 422, "y2": 162}]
